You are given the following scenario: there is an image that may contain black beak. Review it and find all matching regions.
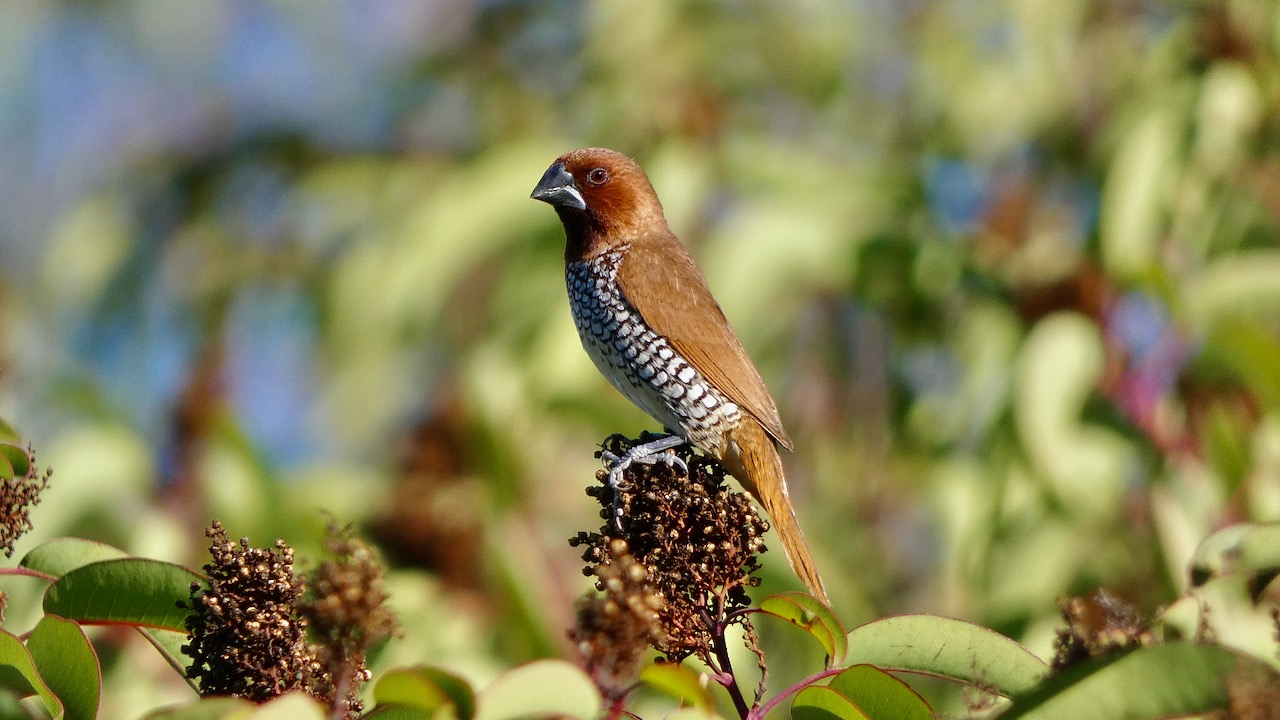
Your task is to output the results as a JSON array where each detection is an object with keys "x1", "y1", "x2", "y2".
[{"x1": 530, "y1": 161, "x2": 586, "y2": 211}]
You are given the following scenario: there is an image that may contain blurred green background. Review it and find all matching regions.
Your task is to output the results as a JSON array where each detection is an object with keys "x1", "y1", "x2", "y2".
[{"x1": 2, "y1": 0, "x2": 1280, "y2": 716}]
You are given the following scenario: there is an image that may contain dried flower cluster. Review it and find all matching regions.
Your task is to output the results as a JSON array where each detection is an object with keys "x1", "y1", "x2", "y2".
[
  {"x1": 569, "y1": 538, "x2": 665, "y2": 695},
  {"x1": 183, "y1": 521, "x2": 326, "y2": 703},
  {"x1": 0, "y1": 445, "x2": 50, "y2": 558},
  {"x1": 183, "y1": 521, "x2": 397, "y2": 717},
  {"x1": 1051, "y1": 590, "x2": 1155, "y2": 671},
  {"x1": 301, "y1": 525, "x2": 399, "y2": 717},
  {"x1": 571, "y1": 433, "x2": 768, "y2": 666}
]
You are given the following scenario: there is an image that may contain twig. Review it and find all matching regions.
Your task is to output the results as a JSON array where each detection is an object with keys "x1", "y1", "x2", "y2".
[
  {"x1": 0, "y1": 566, "x2": 57, "y2": 583},
  {"x1": 712, "y1": 623, "x2": 751, "y2": 719},
  {"x1": 749, "y1": 667, "x2": 844, "y2": 720}
]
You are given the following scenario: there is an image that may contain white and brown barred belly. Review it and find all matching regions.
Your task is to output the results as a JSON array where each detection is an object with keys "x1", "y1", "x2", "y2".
[{"x1": 566, "y1": 246, "x2": 742, "y2": 456}]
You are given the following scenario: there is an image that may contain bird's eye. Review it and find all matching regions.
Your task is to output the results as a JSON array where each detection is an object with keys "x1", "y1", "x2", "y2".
[{"x1": 587, "y1": 167, "x2": 609, "y2": 185}]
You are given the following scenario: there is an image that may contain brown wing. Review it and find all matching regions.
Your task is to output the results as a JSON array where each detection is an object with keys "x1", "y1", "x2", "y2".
[{"x1": 616, "y1": 231, "x2": 792, "y2": 450}]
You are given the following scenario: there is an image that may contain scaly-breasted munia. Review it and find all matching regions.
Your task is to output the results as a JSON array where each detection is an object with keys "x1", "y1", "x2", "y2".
[{"x1": 531, "y1": 147, "x2": 828, "y2": 603}]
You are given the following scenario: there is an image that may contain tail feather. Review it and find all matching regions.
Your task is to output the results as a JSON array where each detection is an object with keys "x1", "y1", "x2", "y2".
[{"x1": 722, "y1": 419, "x2": 829, "y2": 606}]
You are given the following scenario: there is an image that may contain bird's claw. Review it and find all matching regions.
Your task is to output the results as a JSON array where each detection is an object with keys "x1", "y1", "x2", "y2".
[
  {"x1": 602, "y1": 438, "x2": 687, "y2": 488},
  {"x1": 599, "y1": 450, "x2": 631, "y2": 491},
  {"x1": 656, "y1": 451, "x2": 688, "y2": 474},
  {"x1": 600, "y1": 435, "x2": 688, "y2": 530}
]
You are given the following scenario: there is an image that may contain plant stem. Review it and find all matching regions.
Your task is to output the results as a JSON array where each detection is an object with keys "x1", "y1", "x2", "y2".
[
  {"x1": 749, "y1": 667, "x2": 843, "y2": 719},
  {"x1": 712, "y1": 624, "x2": 751, "y2": 719},
  {"x1": 329, "y1": 660, "x2": 354, "y2": 720},
  {"x1": 605, "y1": 692, "x2": 628, "y2": 720},
  {"x1": 0, "y1": 566, "x2": 56, "y2": 583}
]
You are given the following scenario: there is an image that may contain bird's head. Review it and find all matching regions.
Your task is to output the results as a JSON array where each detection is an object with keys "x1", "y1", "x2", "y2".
[{"x1": 531, "y1": 148, "x2": 667, "y2": 256}]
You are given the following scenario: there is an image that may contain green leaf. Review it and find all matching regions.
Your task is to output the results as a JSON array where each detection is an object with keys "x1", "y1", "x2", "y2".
[
  {"x1": 0, "y1": 689, "x2": 33, "y2": 719},
  {"x1": 0, "y1": 445, "x2": 28, "y2": 480},
  {"x1": 27, "y1": 616, "x2": 99, "y2": 720},
  {"x1": 828, "y1": 665, "x2": 933, "y2": 720},
  {"x1": 1191, "y1": 522, "x2": 1280, "y2": 585},
  {"x1": 374, "y1": 666, "x2": 476, "y2": 720},
  {"x1": 1001, "y1": 643, "x2": 1270, "y2": 719},
  {"x1": 640, "y1": 662, "x2": 714, "y2": 711},
  {"x1": 140, "y1": 697, "x2": 252, "y2": 720},
  {"x1": 792, "y1": 685, "x2": 870, "y2": 720},
  {"x1": 20, "y1": 538, "x2": 131, "y2": 578},
  {"x1": 791, "y1": 666, "x2": 936, "y2": 720},
  {"x1": 0, "y1": 419, "x2": 18, "y2": 444},
  {"x1": 758, "y1": 592, "x2": 848, "y2": 665},
  {"x1": 845, "y1": 614, "x2": 1048, "y2": 697},
  {"x1": 0, "y1": 454, "x2": 10, "y2": 482},
  {"x1": 43, "y1": 558, "x2": 203, "y2": 632},
  {"x1": 1162, "y1": 574, "x2": 1280, "y2": 662},
  {"x1": 0, "y1": 629, "x2": 62, "y2": 718},
  {"x1": 473, "y1": 660, "x2": 601, "y2": 720}
]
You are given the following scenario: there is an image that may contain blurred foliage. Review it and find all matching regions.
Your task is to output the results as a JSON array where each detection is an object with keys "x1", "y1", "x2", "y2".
[{"x1": 2, "y1": 0, "x2": 1280, "y2": 717}]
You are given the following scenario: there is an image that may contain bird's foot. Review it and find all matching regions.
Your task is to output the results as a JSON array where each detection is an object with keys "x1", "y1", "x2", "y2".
[
  {"x1": 601, "y1": 434, "x2": 689, "y2": 488},
  {"x1": 600, "y1": 434, "x2": 688, "y2": 528}
]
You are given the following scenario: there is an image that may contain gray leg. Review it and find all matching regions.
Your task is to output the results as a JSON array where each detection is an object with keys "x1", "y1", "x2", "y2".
[{"x1": 600, "y1": 434, "x2": 689, "y2": 526}]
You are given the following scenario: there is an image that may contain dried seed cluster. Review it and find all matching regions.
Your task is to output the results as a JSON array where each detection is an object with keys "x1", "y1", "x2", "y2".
[
  {"x1": 569, "y1": 538, "x2": 665, "y2": 695},
  {"x1": 183, "y1": 521, "x2": 326, "y2": 703},
  {"x1": 302, "y1": 526, "x2": 399, "y2": 716},
  {"x1": 571, "y1": 433, "x2": 768, "y2": 665},
  {"x1": 182, "y1": 521, "x2": 398, "y2": 716},
  {"x1": 0, "y1": 445, "x2": 50, "y2": 558}
]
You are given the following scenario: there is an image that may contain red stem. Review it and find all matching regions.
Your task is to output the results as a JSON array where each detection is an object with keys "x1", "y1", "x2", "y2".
[
  {"x1": 0, "y1": 566, "x2": 56, "y2": 582},
  {"x1": 750, "y1": 667, "x2": 844, "y2": 720},
  {"x1": 604, "y1": 693, "x2": 628, "y2": 720},
  {"x1": 711, "y1": 623, "x2": 751, "y2": 719}
]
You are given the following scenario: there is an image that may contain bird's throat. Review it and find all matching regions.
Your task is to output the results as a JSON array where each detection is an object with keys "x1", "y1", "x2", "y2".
[{"x1": 558, "y1": 210, "x2": 613, "y2": 263}]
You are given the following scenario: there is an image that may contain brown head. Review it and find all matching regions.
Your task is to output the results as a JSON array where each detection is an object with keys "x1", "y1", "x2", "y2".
[{"x1": 530, "y1": 148, "x2": 669, "y2": 260}]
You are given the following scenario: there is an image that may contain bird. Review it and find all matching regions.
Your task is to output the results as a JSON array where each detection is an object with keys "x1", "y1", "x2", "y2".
[{"x1": 530, "y1": 147, "x2": 828, "y2": 604}]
